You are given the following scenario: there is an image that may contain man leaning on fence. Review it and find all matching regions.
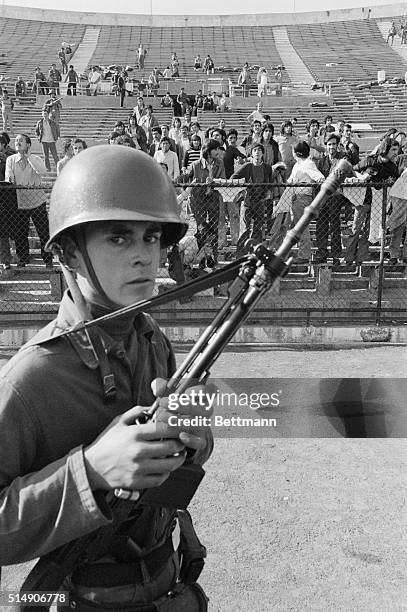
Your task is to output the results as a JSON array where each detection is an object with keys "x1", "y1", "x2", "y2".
[
  {"x1": 315, "y1": 133, "x2": 345, "y2": 265},
  {"x1": 344, "y1": 137, "x2": 399, "y2": 265},
  {"x1": 0, "y1": 134, "x2": 18, "y2": 274},
  {"x1": 5, "y1": 133, "x2": 53, "y2": 268},
  {"x1": 231, "y1": 142, "x2": 274, "y2": 250}
]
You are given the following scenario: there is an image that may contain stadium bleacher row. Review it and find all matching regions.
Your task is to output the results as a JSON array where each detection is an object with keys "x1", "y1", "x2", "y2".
[
  {"x1": 286, "y1": 19, "x2": 406, "y2": 83},
  {"x1": 0, "y1": 9, "x2": 407, "y2": 321}
]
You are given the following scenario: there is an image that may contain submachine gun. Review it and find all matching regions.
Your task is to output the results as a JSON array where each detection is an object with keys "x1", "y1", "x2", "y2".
[{"x1": 19, "y1": 159, "x2": 351, "y2": 611}]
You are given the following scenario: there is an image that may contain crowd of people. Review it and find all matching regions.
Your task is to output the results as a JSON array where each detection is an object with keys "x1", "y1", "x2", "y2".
[{"x1": 1, "y1": 79, "x2": 407, "y2": 276}]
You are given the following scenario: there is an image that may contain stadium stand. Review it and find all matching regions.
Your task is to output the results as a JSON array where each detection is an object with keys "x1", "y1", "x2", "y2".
[
  {"x1": 0, "y1": 17, "x2": 85, "y2": 82},
  {"x1": 0, "y1": 6, "x2": 406, "y2": 324},
  {"x1": 286, "y1": 18, "x2": 407, "y2": 83},
  {"x1": 90, "y1": 25, "x2": 288, "y2": 83}
]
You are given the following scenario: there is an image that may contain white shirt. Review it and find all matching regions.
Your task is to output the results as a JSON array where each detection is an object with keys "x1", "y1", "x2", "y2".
[
  {"x1": 154, "y1": 149, "x2": 180, "y2": 181},
  {"x1": 5, "y1": 153, "x2": 46, "y2": 209},
  {"x1": 247, "y1": 110, "x2": 265, "y2": 124},
  {"x1": 287, "y1": 157, "x2": 324, "y2": 196}
]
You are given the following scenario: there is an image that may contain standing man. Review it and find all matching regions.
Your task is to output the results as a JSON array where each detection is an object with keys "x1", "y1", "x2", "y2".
[
  {"x1": 139, "y1": 105, "x2": 159, "y2": 146},
  {"x1": 149, "y1": 126, "x2": 163, "y2": 157},
  {"x1": 5, "y1": 133, "x2": 53, "y2": 267},
  {"x1": 44, "y1": 91, "x2": 63, "y2": 127},
  {"x1": 276, "y1": 120, "x2": 298, "y2": 175},
  {"x1": 238, "y1": 63, "x2": 251, "y2": 98},
  {"x1": 315, "y1": 133, "x2": 345, "y2": 265},
  {"x1": 177, "y1": 88, "x2": 190, "y2": 115},
  {"x1": 160, "y1": 123, "x2": 177, "y2": 152},
  {"x1": 88, "y1": 66, "x2": 102, "y2": 96},
  {"x1": 339, "y1": 123, "x2": 360, "y2": 165},
  {"x1": 302, "y1": 119, "x2": 325, "y2": 164},
  {"x1": 0, "y1": 134, "x2": 18, "y2": 273},
  {"x1": 241, "y1": 119, "x2": 263, "y2": 156},
  {"x1": 117, "y1": 70, "x2": 127, "y2": 108},
  {"x1": 58, "y1": 46, "x2": 68, "y2": 74},
  {"x1": 247, "y1": 102, "x2": 265, "y2": 125},
  {"x1": 319, "y1": 115, "x2": 336, "y2": 142},
  {"x1": 48, "y1": 63, "x2": 62, "y2": 95},
  {"x1": 345, "y1": 138, "x2": 399, "y2": 264},
  {"x1": 33, "y1": 66, "x2": 47, "y2": 95},
  {"x1": 66, "y1": 64, "x2": 79, "y2": 96},
  {"x1": 0, "y1": 146, "x2": 212, "y2": 611},
  {"x1": 231, "y1": 142, "x2": 274, "y2": 246},
  {"x1": 14, "y1": 76, "x2": 26, "y2": 98},
  {"x1": 186, "y1": 139, "x2": 226, "y2": 265},
  {"x1": 56, "y1": 138, "x2": 73, "y2": 176},
  {"x1": 0, "y1": 90, "x2": 14, "y2": 134},
  {"x1": 35, "y1": 107, "x2": 60, "y2": 172},
  {"x1": 137, "y1": 43, "x2": 147, "y2": 69},
  {"x1": 203, "y1": 54, "x2": 215, "y2": 75},
  {"x1": 154, "y1": 137, "x2": 180, "y2": 180}
]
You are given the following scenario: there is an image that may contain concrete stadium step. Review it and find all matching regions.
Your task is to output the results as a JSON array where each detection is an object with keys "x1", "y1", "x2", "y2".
[
  {"x1": 70, "y1": 27, "x2": 101, "y2": 74},
  {"x1": 377, "y1": 21, "x2": 407, "y2": 64},
  {"x1": 272, "y1": 27, "x2": 320, "y2": 94}
]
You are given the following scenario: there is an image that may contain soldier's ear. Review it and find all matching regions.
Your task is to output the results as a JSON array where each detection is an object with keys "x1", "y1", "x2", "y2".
[{"x1": 58, "y1": 235, "x2": 81, "y2": 271}]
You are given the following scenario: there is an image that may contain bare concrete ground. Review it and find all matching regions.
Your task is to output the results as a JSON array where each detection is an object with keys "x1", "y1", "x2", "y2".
[
  {"x1": 193, "y1": 439, "x2": 407, "y2": 612},
  {"x1": 1, "y1": 346, "x2": 407, "y2": 611}
]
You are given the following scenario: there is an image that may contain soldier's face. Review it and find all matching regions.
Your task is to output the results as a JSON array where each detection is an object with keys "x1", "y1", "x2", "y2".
[{"x1": 77, "y1": 221, "x2": 162, "y2": 307}]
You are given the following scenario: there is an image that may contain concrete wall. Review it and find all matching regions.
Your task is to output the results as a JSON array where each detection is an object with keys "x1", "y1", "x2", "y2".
[{"x1": 1, "y1": 2, "x2": 407, "y2": 27}]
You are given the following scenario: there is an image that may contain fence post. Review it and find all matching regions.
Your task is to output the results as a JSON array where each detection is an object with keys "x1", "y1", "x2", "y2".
[{"x1": 375, "y1": 184, "x2": 387, "y2": 325}]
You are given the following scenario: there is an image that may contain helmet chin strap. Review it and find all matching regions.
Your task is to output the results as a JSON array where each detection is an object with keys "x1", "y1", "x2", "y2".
[{"x1": 75, "y1": 227, "x2": 119, "y2": 312}]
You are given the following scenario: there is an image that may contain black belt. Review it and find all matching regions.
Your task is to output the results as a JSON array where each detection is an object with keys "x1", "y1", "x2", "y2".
[{"x1": 71, "y1": 538, "x2": 174, "y2": 588}]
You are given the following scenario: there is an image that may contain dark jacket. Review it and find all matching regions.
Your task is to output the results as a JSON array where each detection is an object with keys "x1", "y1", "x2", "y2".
[
  {"x1": 35, "y1": 118, "x2": 60, "y2": 143},
  {"x1": 0, "y1": 291, "x2": 213, "y2": 565},
  {"x1": 353, "y1": 154, "x2": 399, "y2": 207},
  {"x1": 231, "y1": 161, "x2": 274, "y2": 205}
]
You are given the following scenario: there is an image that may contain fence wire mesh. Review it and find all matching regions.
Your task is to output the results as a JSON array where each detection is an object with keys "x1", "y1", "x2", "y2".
[{"x1": 0, "y1": 181, "x2": 406, "y2": 323}]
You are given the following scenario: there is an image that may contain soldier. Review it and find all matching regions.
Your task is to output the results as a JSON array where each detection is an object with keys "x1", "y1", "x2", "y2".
[{"x1": 0, "y1": 146, "x2": 212, "y2": 611}]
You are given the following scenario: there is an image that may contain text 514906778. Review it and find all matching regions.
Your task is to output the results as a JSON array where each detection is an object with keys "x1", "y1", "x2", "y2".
[{"x1": 0, "y1": 591, "x2": 69, "y2": 607}]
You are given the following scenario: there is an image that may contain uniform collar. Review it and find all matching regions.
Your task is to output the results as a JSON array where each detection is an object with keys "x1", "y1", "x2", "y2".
[{"x1": 34, "y1": 291, "x2": 155, "y2": 370}]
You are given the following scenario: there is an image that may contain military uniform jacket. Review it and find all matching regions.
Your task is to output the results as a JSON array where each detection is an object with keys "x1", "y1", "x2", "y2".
[{"x1": 0, "y1": 291, "x2": 213, "y2": 566}]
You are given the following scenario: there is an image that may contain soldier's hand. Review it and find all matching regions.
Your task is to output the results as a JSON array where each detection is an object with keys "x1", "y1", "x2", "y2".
[
  {"x1": 83, "y1": 404, "x2": 187, "y2": 492},
  {"x1": 152, "y1": 378, "x2": 213, "y2": 453}
]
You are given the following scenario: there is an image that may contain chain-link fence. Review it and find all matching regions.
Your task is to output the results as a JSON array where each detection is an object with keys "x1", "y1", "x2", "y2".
[{"x1": 0, "y1": 181, "x2": 406, "y2": 323}]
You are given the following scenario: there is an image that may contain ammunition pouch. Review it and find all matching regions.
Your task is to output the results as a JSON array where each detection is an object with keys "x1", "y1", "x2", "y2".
[{"x1": 177, "y1": 509, "x2": 206, "y2": 585}]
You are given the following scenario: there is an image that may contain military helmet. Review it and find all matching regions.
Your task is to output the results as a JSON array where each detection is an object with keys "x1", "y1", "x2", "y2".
[{"x1": 46, "y1": 145, "x2": 187, "y2": 250}]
